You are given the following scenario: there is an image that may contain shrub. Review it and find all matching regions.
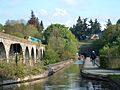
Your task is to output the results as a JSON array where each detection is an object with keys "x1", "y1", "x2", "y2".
[
  {"x1": 43, "y1": 24, "x2": 79, "y2": 65},
  {"x1": 109, "y1": 57, "x2": 120, "y2": 69},
  {"x1": 15, "y1": 65, "x2": 26, "y2": 78},
  {"x1": 30, "y1": 63, "x2": 44, "y2": 75},
  {"x1": 0, "y1": 62, "x2": 16, "y2": 79},
  {"x1": 99, "y1": 55, "x2": 109, "y2": 69},
  {"x1": 108, "y1": 75, "x2": 120, "y2": 84},
  {"x1": 31, "y1": 68, "x2": 41, "y2": 75},
  {"x1": 43, "y1": 48, "x2": 60, "y2": 65},
  {"x1": 99, "y1": 45, "x2": 110, "y2": 56},
  {"x1": 0, "y1": 61, "x2": 45, "y2": 80}
]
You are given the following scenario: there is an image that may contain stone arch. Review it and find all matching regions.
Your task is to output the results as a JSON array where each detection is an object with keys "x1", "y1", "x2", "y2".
[
  {"x1": 31, "y1": 47, "x2": 34, "y2": 60},
  {"x1": 9, "y1": 43, "x2": 23, "y2": 62},
  {"x1": 36, "y1": 49, "x2": 39, "y2": 60},
  {"x1": 43, "y1": 49, "x2": 45, "y2": 58},
  {"x1": 25, "y1": 47, "x2": 30, "y2": 62},
  {"x1": 40, "y1": 49, "x2": 42, "y2": 60},
  {"x1": 0, "y1": 42, "x2": 6, "y2": 60}
]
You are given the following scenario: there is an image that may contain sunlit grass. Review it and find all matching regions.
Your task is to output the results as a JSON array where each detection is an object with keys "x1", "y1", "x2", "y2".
[{"x1": 0, "y1": 61, "x2": 45, "y2": 80}]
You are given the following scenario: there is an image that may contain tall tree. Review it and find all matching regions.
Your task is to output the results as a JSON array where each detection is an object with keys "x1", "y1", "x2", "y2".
[
  {"x1": 116, "y1": 19, "x2": 120, "y2": 24},
  {"x1": 38, "y1": 20, "x2": 44, "y2": 32},
  {"x1": 89, "y1": 19, "x2": 94, "y2": 35},
  {"x1": 28, "y1": 10, "x2": 37, "y2": 26},
  {"x1": 75, "y1": 16, "x2": 83, "y2": 40},
  {"x1": 27, "y1": 10, "x2": 39, "y2": 28},
  {"x1": 70, "y1": 17, "x2": 102, "y2": 41},
  {"x1": 92, "y1": 19, "x2": 101, "y2": 34},
  {"x1": 106, "y1": 19, "x2": 112, "y2": 27},
  {"x1": 70, "y1": 17, "x2": 89, "y2": 40},
  {"x1": 83, "y1": 18, "x2": 88, "y2": 36},
  {"x1": 27, "y1": 10, "x2": 44, "y2": 33}
]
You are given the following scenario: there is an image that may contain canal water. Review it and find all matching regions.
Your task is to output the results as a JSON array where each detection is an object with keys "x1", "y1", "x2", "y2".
[{"x1": 1, "y1": 64, "x2": 112, "y2": 90}]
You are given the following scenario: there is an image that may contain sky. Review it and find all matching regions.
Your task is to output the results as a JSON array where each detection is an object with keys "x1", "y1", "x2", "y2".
[{"x1": 0, "y1": 0, "x2": 120, "y2": 29}]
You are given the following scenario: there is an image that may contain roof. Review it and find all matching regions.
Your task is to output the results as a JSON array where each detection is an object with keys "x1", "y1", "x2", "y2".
[{"x1": 28, "y1": 36, "x2": 41, "y2": 43}]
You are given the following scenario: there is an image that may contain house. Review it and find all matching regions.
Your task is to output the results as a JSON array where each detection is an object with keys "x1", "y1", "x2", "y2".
[{"x1": 90, "y1": 34, "x2": 99, "y2": 40}]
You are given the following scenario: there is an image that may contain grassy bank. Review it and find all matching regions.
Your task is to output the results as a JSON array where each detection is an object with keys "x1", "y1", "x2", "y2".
[
  {"x1": 0, "y1": 61, "x2": 45, "y2": 80},
  {"x1": 108, "y1": 75, "x2": 120, "y2": 85}
]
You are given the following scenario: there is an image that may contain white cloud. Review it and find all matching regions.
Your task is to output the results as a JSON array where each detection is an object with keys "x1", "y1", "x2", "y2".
[
  {"x1": 53, "y1": 8, "x2": 69, "y2": 17},
  {"x1": 65, "y1": 18, "x2": 78, "y2": 27},
  {"x1": 39, "y1": 9, "x2": 48, "y2": 16},
  {"x1": 65, "y1": 20, "x2": 72, "y2": 27},
  {"x1": 51, "y1": 19, "x2": 76, "y2": 28},
  {"x1": 63, "y1": 0, "x2": 78, "y2": 5},
  {"x1": 64, "y1": 20, "x2": 74, "y2": 27},
  {"x1": 10, "y1": 0, "x2": 23, "y2": 5}
]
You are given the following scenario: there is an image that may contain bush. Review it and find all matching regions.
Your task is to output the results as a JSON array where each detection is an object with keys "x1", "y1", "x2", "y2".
[
  {"x1": 99, "y1": 45, "x2": 120, "y2": 69},
  {"x1": 43, "y1": 48, "x2": 60, "y2": 65},
  {"x1": 99, "y1": 55, "x2": 109, "y2": 68},
  {"x1": 99, "y1": 45, "x2": 110, "y2": 56},
  {"x1": 43, "y1": 24, "x2": 79, "y2": 65},
  {"x1": 15, "y1": 65, "x2": 27, "y2": 78},
  {"x1": 30, "y1": 63, "x2": 44, "y2": 75},
  {"x1": 109, "y1": 57, "x2": 120, "y2": 69},
  {"x1": 31, "y1": 68, "x2": 41, "y2": 75},
  {"x1": 0, "y1": 61, "x2": 45, "y2": 80},
  {"x1": 108, "y1": 75, "x2": 120, "y2": 84},
  {"x1": 92, "y1": 39, "x2": 106, "y2": 55}
]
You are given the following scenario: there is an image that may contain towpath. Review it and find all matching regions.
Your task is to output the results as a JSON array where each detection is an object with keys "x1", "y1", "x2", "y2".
[{"x1": 82, "y1": 57, "x2": 120, "y2": 76}]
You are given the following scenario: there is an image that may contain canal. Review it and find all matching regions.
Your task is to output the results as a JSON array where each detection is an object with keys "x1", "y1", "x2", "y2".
[{"x1": 1, "y1": 64, "x2": 113, "y2": 90}]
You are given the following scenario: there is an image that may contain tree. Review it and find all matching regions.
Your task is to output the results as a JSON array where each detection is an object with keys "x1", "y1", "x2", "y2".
[
  {"x1": 94, "y1": 24, "x2": 120, "y2": 55},
  {"x1": 27, "y1": 10, "x2": 38, "y2": 27},
  {"x1": 0, "y1": 23, "x2": 4, "y2": 32},
  {"x1": 24, "y1": 24, "x2": 42, "y2": 39},
  {"x1": 43, "y1": 24, "x2": 79, "y2": 64},
  {"x1": 4, "y1": 19, "x2": 42, "y2": 39},
  {"x1": 43, "y1": 48, "x2": 59, "y2": 65},
  {"x1": 92, "y1": 19, "x2": 101, "y2": 34},
  {"x1": 27, "y1": 10, "x2": 44, "y2": 33},
  {"x1": 75, "y1": 16, "x2": 84, "y2": 40},
  {"x1": 70, "y1": 16, "x2": 87, "y2": 40},
  {"x1": 106, "y1": 19, "x2": 112, "y2": 27},
  {"x1": 103, "y1": 25, "x2": 119, "y2": 43},
  {"x1": 116, "y1": 19, "x2": 120, "y2": 24},
  {"x1": 70, "y1": 16, "x2": 102, "y2": 41},
  {"x1": 83, "y1": 18, "x2": 88, "y2": 36},
  {"x1": 5, "y1": 21, "x2": 25, "y2": 38},
  {"x1": 37, "y1": 20, "x2": 44, "y2": 33},
  {"x1": 89, "y1": 19, "x2": 94, "y2": 34}
]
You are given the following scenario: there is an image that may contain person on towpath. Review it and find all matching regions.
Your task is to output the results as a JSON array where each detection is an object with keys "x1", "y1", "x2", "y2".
[{"x1": 90, "y1": 51, "x2": 97, "y2": 66}]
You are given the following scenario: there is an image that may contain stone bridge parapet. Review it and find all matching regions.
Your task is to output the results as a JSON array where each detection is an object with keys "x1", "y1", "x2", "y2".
[{"x1": 0, "y1": 32, "x2": 45, "y2": 65}]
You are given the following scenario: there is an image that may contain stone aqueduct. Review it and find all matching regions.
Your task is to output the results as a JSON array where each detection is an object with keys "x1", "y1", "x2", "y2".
[{"x1": 0, "y1": 32, "x2": 45, "y2": 65}]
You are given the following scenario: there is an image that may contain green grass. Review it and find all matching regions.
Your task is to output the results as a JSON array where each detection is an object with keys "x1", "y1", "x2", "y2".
[
  {"x1": 108, "y1": 75, "x2": 120, "y2": 85},
  {"x1": 109, "y1": 58, "x2": 120, "y2": 69},
  {"x1": 0, "y1": 61, "x2": 45, "y2": 80}
]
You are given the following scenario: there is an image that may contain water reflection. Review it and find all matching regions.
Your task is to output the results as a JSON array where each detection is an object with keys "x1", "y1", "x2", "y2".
[{"x1": 0, "y1": 64, "x2": 112, "y2": 90}]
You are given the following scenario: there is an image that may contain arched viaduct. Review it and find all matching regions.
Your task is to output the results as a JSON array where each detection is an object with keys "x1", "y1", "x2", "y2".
[{"x1": 0, "y1": 32, "x2": 45, "y2": 65}]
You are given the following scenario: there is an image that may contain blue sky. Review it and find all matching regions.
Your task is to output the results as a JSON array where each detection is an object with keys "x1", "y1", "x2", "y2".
[{"x1": 0, "y1": 0, "x2": 120, "y2": 29}]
